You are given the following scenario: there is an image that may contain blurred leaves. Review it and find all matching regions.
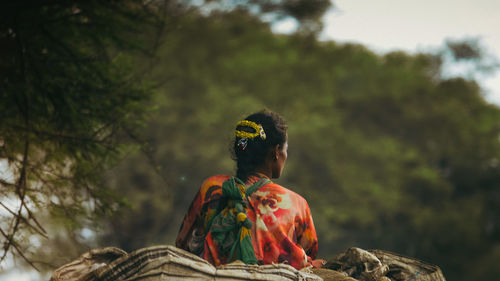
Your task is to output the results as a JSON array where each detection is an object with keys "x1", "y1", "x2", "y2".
[
  {"x1": 94, "y1": 10, "x2": 499, "y2": 281},
  {"x1": 1, "y1": 2, "x2": 499, "y2": 281},
  {"x1": 441, "y1": 38, "x2": 500, "y2": 78},
  {"x1": 447, "y1": 38, "x2": 482, "y2": 60},
  {"x1": 0, "y1": 0, "x2": 165, "y2": 271}
]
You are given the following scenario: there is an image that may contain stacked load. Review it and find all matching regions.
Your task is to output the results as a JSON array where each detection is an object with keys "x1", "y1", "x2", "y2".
[
  {"x1": 51, "y1": 246, "x2": 446, "y2": 281},
  {"x1": 51, "y1": 245, "x2": 321, "y2": 281},
  {"x1": 321, "y1": 247, "x2": 446, "y2": 281}
]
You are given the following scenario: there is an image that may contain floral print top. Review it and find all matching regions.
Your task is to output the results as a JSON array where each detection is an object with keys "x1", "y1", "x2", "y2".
[{"x1": 176, "y1": 174, "x2": 318, "y2": 269}]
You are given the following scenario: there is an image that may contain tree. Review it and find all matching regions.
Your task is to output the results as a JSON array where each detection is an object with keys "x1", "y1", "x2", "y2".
[
  {"x1": 0, "y1": 0, "x2": 334, "y2": 274},
  {"x1": 98, "y1": 11, "x2": 499, "y2": 281},
  {"x1": 0, "y1": 0, "x2": 171, "y2": 270},
  {"x1": 4, "y1": 2, "x2": 499, "y2": 281}
]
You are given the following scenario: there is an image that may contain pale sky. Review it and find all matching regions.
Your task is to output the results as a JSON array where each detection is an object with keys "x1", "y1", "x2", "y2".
[{"x1": 274, "y1": 0, "x2": 500, "y2": 104}]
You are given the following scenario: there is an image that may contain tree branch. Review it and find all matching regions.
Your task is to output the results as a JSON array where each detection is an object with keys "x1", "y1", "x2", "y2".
[{"x1": 0, "y1": 202, "x2": 47, "y2": 238}]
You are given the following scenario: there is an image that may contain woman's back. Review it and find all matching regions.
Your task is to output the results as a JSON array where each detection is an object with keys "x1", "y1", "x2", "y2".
[{"x1": 176, "y1": 174, "x2": 318, "y2": 269}]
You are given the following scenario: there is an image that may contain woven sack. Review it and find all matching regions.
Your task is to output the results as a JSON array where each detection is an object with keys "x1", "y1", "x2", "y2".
[
  {"x1": 311, "y1": 268, "x2": 358, "y2": 281},
  {"x1": 51, "y1": 245, "x2": 322, "y2": 281},
  {"x1": 325, "y1": 248, "x2": 446, "y2": 281},
  {"x1": 369, "y1": 250, "x2": 446, "y2": 281},
  {"x1": 50, "y1": 247, "x2": 126, "y2": 281}
]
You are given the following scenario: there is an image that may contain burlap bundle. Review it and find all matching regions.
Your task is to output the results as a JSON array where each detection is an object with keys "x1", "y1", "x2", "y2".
[
  {"x1": 51, "y1": 246, "x2": 446, "y2": 281},
  {"x1": 51, "y1": 245, "x2": 322, "y2": 281},
  {"x1": 324, "y1": 247, "x2": 446, "y2": 281}
]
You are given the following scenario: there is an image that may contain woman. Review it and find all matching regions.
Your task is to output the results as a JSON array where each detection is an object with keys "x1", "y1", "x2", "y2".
[{"x1": 176, "y1": 110, "x2": 321, "y2": 269}]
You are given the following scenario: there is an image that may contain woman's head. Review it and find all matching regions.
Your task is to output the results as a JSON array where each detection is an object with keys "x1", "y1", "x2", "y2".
[{"x1": 233, "y1": 109, "x2": 288, "y2": 181}]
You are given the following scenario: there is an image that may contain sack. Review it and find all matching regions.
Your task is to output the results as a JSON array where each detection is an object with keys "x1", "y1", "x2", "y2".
[
  {"x1": 325, "y1": 247, "x2": 446, "y2": 281},
  {"x1": 51, "y1": 245, "x2": 322, "y2": 281},
  {"x1": 369, "y1": 249, "x2": 446, "y2": 281},
  {"x1": 51, "y1": 245, "x2": 446, "y2": 281},
  {"x1": 50, "y1": 247, "x2": 127, "y2": 281},
  {"x1": 311, "y1": 268, "x2": 358, "y2": 281}
]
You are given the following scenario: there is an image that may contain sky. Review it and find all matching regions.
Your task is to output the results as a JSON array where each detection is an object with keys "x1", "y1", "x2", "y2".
[{"x1": 274, "y1": 0, "x2": 500, "y2": 104}]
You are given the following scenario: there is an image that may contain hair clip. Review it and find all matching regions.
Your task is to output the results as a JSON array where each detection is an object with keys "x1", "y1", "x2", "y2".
[
  {"x1": 235, "y1": 120, "x2": 266, "y2": 140},
  {"x1": 238, "y1": 138, "x2": 248, "y2": 150},
  {"x1": 258, "y1": 125, "x2": 266, "y2": 140}
]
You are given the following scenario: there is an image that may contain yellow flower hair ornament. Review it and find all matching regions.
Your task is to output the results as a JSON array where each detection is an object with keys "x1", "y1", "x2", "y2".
[
  {"x1": 235, "y1": 120, "x2": 266, "y2": 140},
  {"x1": 235, "y1": 120, "x2": 266, "y2": 151}
]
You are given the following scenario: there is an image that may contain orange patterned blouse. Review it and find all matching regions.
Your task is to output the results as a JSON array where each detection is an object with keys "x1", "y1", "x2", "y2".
[{"x1": 176, "y1": 174, "x2": 318, "y2": 269}]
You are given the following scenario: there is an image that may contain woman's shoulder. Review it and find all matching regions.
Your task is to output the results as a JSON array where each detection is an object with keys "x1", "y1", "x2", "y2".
[
  {"x1": 200, "y1": 174, "x2": 231, "y2": 192},
  {"x1": 254, "y1": 181, "x2": 311, "y2": 218},
  {"x1": 261, "y1": 181, "x2": 308, "y2": 203},
  {"x1": 202, "y1": 174, "x2": 231, "y2": 184}
]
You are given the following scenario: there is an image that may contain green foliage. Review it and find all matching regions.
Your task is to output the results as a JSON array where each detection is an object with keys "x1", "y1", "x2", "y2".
[
  {"x1": 99, "y1": 10, "x2": 499, "y2": 281},
  {"x1": 1, "y1": 2, "x2": 498, "y2": 281},
  {"x1": 0, "y1": 0, "x2": 162, "y2": 270}
]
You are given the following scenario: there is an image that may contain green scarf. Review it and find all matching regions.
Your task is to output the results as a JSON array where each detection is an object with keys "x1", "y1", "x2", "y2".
[{"x1": 206, "y1": 177, "x2": 270, "y2": 264}]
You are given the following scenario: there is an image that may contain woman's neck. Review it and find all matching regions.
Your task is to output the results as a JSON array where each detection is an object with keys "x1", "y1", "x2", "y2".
[
  {"x1": 243, "y1": 171, "x2": 271, "y2": 185},
  {"x1": 253, "y1": 166, "x2": 272, "y2": 179}
]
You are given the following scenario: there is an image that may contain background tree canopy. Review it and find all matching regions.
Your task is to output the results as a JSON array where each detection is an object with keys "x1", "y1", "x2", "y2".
[{"x1": 1, "y1": 1, "x2": 499, "y2": 281}]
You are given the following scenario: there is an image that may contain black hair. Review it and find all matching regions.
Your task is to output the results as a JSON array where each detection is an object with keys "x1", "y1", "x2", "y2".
[{"x1": 232, "y1": 109, "x2": 287, "y2": 181}]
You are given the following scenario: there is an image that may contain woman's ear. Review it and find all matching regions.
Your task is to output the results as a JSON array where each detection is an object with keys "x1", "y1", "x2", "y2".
[{"x1": 273, "y1": 144, "x2": 280, "y2": 161}]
